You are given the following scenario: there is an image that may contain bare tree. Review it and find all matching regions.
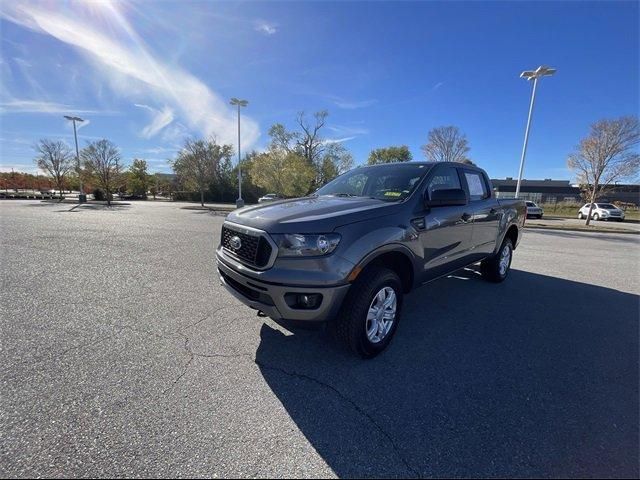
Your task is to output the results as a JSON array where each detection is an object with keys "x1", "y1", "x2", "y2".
[
  {"x1": 567, "y1": 116, "x2": 639, "y2": 225},
  {"x1": 34, "y1": 139, "x2": 74, "y2": 201},
  {"x1": 295, "y1": 110, "x2": 328, "y2": 165},
  {"x1": 170, "y1": 138, "x2": 233, "y2": 206},
  {"x1": 422, "y1": 126, "x2": 471, "y2": 163},
  {"x1": 82, "y1": 139, "x2": 122, "y2": 206}
]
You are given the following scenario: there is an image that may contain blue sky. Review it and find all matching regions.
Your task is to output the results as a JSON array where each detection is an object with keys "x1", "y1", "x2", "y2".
[{"x1": 1, "y1": 0, "x2": 638, "y2": 180}]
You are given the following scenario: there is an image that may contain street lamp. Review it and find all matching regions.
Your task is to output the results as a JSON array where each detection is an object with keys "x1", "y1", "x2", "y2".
[
  {"x1": 230, "y1": 97, "x2": 248, "y2": 208},
  {"x1": 515, "y1": 65, "x2": 556, "y2": 198},
  {"x1": 64, "y1": 115, "x2": 85, "y2": 203}
]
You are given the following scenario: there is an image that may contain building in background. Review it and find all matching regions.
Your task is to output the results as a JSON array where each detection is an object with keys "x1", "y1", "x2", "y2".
[{"x1": 490, "y1": 178, "x2": 640, "y2": 206}]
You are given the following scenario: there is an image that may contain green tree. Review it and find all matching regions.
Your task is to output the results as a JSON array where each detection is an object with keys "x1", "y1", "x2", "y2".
[
  {"x1": 82, "y1": 139, "x2": 122, "y2": 206},
  {"x1": 367, "y1": 145, "x2": 413, "y2": 165},
  {"x1": 170, "y1": 138, "x2": 234, "y2": 206},
  {"x1": 248, "y1": 150, "x2": 315, "y2": 198},
  {"x1": 265, "y1": 111, "x2": 353, "y2": 191},
  {"x1": 128, "y1": 159, "x2": 149, "y2": 196}
]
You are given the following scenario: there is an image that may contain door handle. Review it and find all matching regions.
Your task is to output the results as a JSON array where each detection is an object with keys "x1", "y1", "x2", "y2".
[{"x1": 461, "y1": 213, "x2": 472, "y2": 222}]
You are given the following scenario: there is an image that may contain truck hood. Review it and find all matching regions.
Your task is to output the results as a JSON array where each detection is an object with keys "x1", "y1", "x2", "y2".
[{"x1": 226, "y1": 195, "x2": 402, "y2": 233}]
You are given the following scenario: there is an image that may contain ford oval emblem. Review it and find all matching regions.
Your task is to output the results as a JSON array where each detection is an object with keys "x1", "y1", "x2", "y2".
[{"x1": 229, "y1": 235, "x2": 242, "y2": 250}]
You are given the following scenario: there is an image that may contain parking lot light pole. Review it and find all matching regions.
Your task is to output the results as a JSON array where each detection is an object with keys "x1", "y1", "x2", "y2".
[
  {"x1": 64, "y1": 115, "x2": 85, "y2": 203},
  {"x1": 230, "y1": 98, "x2": 248, "y2": 208},
  {"x1": 516, "y1": 65, "x2": 556, "y2": 199}
]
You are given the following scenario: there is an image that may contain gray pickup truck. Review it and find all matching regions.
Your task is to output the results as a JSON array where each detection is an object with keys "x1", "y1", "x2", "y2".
[{"x1": 217, "y1": 162, "x2": 525, "y2": 357}]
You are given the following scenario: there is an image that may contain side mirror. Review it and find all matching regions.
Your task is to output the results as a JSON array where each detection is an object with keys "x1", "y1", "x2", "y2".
[{"x1": 425, "y1": 188, "x2": 468, "y2": 207}]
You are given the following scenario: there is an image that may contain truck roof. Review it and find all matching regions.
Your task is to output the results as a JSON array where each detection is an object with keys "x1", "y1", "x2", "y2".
[{"x1": 358, "y1": 161, "x2": 485, "y2": 172}]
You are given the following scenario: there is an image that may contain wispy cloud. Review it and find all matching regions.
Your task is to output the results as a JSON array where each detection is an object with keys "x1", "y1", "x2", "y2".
[
  {"x1": 0, "y1": 99, "x2": 110, "y2": 115},
  {"x1": 254, "y1": 20, "x2": 277, "y2": 35},
  {"x1": 322, "y1": 136, "x2": 356, "y2": 144},
  {"x1": 329, "y1": 96, "x2": 378, "y2": 110},
  {"x1": 135, "y1": 103, "x2": 174, "y2": 138},
  {"x1": 327, "y1": 124, "x2": 370, "y2": 136},
  {"x1": 0, "y1": 1, "x2": 260, "y2": 147},
  {"x1": 431, "y1": 81, "x2": 444, "y2": 91}
]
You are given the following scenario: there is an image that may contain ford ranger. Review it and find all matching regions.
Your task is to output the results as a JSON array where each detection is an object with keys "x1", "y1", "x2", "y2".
[{"x1": 217, "y1": 162, "x2": 525, "y2": 358}]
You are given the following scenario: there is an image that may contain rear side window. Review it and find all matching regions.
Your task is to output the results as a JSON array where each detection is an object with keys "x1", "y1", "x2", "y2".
[
  {"x1": 427, "y1": 167, "x2": 461, "y2": 198},
  {"x1": 464, "y1": 171, "x2": 489, "y2": 201}
]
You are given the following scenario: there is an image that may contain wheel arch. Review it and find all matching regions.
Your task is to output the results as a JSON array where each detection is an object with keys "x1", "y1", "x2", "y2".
[{"x1": 348, "y1": 245, "x2": 416, "y2": 293}]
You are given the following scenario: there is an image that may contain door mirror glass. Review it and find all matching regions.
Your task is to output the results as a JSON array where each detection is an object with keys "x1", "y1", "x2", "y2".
[{"x1": 425, "y1": 188, "x2": 468, "y2": 207}]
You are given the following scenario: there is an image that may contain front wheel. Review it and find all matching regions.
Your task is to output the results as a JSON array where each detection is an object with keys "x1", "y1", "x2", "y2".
[
  {"x1": 481, "y1": 238, "x2": 513, "y2": 283},
  {"x1": 333, "y1": 266, "x2": 403, "y2": 358},
  {"x1": 593, "y1": 213, "x2": 600, "y2": 221},
  {"x1": 578, "y1": 212, "x2": 584, "y2": 219}
]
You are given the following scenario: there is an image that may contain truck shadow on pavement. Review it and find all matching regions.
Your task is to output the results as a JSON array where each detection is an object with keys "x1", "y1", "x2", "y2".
[{"x1": 254, "y1": 268, "x2": 639, "y2": 478}]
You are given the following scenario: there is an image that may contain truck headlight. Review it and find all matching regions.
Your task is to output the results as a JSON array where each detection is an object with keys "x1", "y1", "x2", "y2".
[{"x1": 272, "y1": 233, "x2": 341, "y2": 257}]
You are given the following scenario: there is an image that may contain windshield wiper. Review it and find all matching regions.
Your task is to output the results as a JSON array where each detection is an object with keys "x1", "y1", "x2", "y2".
[{"x1": 331, "y1": 193, "x2": 359, "y2": 197}]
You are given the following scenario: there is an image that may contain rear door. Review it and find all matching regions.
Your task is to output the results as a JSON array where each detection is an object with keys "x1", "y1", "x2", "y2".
[
  {"x1": 461, "y1": 169, "x2": 501, "y2": 259},
  {"x1": 418, "y1": 165, "x2": 475, "y2": 282}
]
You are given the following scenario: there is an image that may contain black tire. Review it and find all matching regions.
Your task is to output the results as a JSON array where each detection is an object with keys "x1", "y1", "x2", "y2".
[
  {"x1": 480, "y1": 237, "x2": 513, "y2": 283},
  {"x1": 578, "y1": 212, "x2": 584, "y2": 219},
  {"x1": 333, "y1": 266, "x2": 403, "y2": 358},
  {"x1": 537, "y1": 214, "x2": 543, "y2": 219}
]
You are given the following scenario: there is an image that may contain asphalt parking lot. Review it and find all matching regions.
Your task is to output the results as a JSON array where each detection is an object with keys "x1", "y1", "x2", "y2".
[{"x1": 1, "y1": 201, "x2": 638, "y2": 478}]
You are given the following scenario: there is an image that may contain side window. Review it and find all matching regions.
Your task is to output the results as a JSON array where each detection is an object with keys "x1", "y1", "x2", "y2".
[
  {"x1": 464, "y1": 171, "x2": 489, "y2": 201},
  {"x1": 426, "y1": 167, "x2": 461, "y2": 198}
]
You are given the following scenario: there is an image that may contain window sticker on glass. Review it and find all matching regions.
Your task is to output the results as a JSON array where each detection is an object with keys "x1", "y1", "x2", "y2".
[{"x1": 464, "y1": 172, "x2": 487, "y2": 201}]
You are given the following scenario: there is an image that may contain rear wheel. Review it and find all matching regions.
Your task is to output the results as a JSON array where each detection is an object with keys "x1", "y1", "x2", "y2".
[
  {"x1": 481, "y1": 238, "x2": 513, "y2": 283},
  {"x1": 578, "y1": 212, "x2": 584, "y2": 219},
  {"x1": 333, "y1": 266, "x2": 403, "y2": 358}
]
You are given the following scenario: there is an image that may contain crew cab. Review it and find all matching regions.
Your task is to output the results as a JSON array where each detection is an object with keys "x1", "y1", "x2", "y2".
[{"x1": 217, "y1": 162, "x2": 525, "y2": 358}]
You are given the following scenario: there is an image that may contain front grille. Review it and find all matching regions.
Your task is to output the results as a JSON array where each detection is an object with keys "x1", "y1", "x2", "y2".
[{"x1": 221, "y1": 225, "x2": 273, "y2": 268}]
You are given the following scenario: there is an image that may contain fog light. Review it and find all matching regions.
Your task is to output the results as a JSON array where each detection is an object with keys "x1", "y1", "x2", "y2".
[{"x1": 284, "y1": 293, "x2": 323, "y2": 309}]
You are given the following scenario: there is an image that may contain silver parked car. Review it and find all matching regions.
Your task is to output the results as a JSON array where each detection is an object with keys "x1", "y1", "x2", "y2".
[
  {"x1": 578, "y1": 203, "x2": 625, "y2": 221},
  {"x1": 525, "y1": 201, "x2": 543, "y2": 218},
  {"x1": 258, "y1": 193, "x2": 282, "y2": 203}
]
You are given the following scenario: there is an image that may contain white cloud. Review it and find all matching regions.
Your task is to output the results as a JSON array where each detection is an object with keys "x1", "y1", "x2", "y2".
[
  {"x1": 254, "y1": 20, "x2": 277, "y2": 35},
  {"x1": 135, "y1": 103, "x2": 174, "y2": 138},
  {"x1": 0, "y1": 1, "x2": 260, "y2": 148},
  {"x1": 431, "y1": 82, "x2": 444, "y2": 91},
  {"x1": 330, "y1": 97, "x2": 378, "y2": 110},
  {"x1": 322, "y1": 136, "x2": 356, "y2": 144},
  {"x1": 0, "y1": 99, "x2": 108, "y2": 115}
]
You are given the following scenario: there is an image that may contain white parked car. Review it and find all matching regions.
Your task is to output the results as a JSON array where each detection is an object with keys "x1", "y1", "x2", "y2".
[
  {"x1": 578, "y1": 203, "x2": 625, "y2": 222},
  {"x1": 258, "y1": 193, "x2": 282, "y2": 203},
  {"x1": 525, "y1": 201, "x2": 543, "y2": 219}
]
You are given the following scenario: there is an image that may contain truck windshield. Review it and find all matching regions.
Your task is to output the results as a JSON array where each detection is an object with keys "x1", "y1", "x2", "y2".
[{"x1": 315, "y1": 164, "x2": 430, "y2": 201}]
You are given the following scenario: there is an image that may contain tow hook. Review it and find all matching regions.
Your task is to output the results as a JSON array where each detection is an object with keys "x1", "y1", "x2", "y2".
[{"x1": 257, "y1": 310, "x2": 267, "y2": 317}]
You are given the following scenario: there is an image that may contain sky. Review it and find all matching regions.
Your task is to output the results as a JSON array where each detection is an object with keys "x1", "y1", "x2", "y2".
[{"x1": 0, "y1": 0, "x2": 638, "y2": 181}]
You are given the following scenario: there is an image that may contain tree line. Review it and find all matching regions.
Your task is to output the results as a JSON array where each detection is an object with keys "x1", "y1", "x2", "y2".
[{"x1": 27, "y1": 112, "x2": 639, "y2": 210}]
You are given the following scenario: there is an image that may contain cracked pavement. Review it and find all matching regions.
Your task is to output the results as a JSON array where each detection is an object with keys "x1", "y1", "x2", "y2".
[{"x1": 1, "y1": 201, "x2": 638, "y2": 478}]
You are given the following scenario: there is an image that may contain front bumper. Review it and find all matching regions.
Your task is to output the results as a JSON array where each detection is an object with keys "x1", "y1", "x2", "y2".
[{"x1": 217, "y1": 255, "x2": 351, "y2": 322}]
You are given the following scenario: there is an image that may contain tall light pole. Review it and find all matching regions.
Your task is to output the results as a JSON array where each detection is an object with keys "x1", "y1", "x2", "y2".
[
  {"x1": 64, "y1": 115, "x2": 85, "y2": 203},
  {"x1": 230, "y1": 97, "x2": 248, "y2": 208},
  {"x1": 515, "y1": 65, "x2": 556, "y2": 198}
]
